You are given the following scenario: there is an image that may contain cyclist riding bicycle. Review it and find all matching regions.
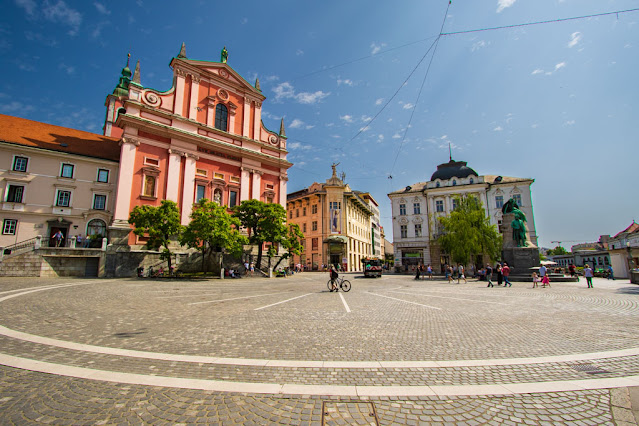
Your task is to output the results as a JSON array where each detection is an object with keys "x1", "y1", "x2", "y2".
[{"x1": 329, "y1": 264, "x2": 339, "y2": 292}]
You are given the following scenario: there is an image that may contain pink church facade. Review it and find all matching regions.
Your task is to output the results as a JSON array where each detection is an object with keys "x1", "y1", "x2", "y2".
[{"x1": 104, "y1": 46, "x2": 291, "y2": 246}]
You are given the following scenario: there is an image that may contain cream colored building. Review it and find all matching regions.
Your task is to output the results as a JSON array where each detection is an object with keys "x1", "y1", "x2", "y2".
[
  {"x1": 0, "y1": 114, "x2": 120, "y2": 250},
  {"x1": 287, "y1": 166, "x2": 374, "y2": 272},
  {"x1": 388, "y1": 158, "x2": 536, "y2": 273}
]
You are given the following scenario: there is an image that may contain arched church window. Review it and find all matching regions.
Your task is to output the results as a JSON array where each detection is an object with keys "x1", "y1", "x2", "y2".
[
  {"x1": 87, "y1": 219, "x2": 106, "y2": 237},
  {"x1": 215, "y1": 104, "x2": 228, "y2": 131}
]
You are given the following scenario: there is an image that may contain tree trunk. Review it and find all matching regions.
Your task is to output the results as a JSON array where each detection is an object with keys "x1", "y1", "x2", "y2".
[
  {"x1": 201, "y1": 249, "x2": 206, "y2": 273},
  {"x1": 256, "y1": 243, "x2": 263, "y2": 271}
]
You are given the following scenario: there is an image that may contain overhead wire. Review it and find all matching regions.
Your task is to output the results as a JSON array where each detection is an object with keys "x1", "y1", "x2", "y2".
[
  {"x1": 389, "y1": 1, "x2": 451, "y2": 177},
  {"x1": 286, "y1": 5, "x2": 639, "y2": 181},
  {"x1": 441, "y1": 7, "x2": 639, "y2": 36}
]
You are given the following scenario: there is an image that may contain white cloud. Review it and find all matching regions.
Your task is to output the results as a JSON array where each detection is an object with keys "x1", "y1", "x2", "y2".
[
  {"x1": 564, "y1": 120, "x2": 575, "y2": 126},
  {"x1": 496, "y1": 0, "x2": 516, "y2": 13},
  {"x1": 94, "y1": 2, "x2": 110, "y2": 15},
  {"x1": 272, "y1": 82, "x2": 330, "y2": 104},
  {"x1": 531, "y1": 124, "x2": 539, "y2": 128},
  {"x1": 15, "y1": 0, "x2": 37, "y2": 15},
  {"x1": 295, "y1": 49, "x2": 304, "y2": 56},
  {"x1": 339, "y1": 114, "x2": 353, "y2": 123},
  {"x1": 392, "y1": 133, "x2": 401, "y2": 139},
  {"x1": 0, "y1": 100, "x2": 35, "y2": 113},
  {"x1": 377, "y1": 134, "x2": 384, "y2": 143},
  {"x1": 297, "y1": 91, "x2": 329, "y2": 104},
  {"x1": 337, "y1": 78, "x2": 353, "y2": 86},
  {"x1": 531, "y1": 69, "x2": 544, "y2": 75},
  {"x1": 375, "y1": 98, "x2": 383, "y2": 106},
  {"x1": 359, "y1": 126, "x2": 370, "y2": 132},
  {"x1": 568, "y1": 32, "x2": 581, "y2": 48},
  {"x1": 289, "y1": 119, "x2": 305, "y2": 129},
  {"x1": 42, "y1": 0, "x2": 83, "y2": 35},
  {"x1": 472, "y1": 40, "x2": 487, "y2": 52},
  {"x1": 493, "y1": 126, "x2": 503, "y2": 131},
  {"x1": 402, "y1": 103, "x2": 414, "y2": 110},
  {"x1": 370, "y1": 42, "x2": 386, "y2": 55},
  {"x1": 58, "y1": 63, "x2": 75, "y2": 74},
  {"x1": 288, "y1": 142, "x2": 312, "y2": 150},
  {"x1": 555, "y1": 62, "x2": 566, "y2": 71},
  {"x1": 361, "y1": 115, "x2": 372, "y2": 122}
]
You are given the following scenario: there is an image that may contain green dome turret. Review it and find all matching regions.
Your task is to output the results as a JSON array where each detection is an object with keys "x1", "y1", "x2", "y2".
[{"x1": 112, "y1": 54, "x2": 132, "y2": 97}]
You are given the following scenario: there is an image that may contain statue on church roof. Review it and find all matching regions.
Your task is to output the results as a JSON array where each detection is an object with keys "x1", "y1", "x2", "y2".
[{"x1": 221, "y1": 46, "x2": 228, "y2": 63}]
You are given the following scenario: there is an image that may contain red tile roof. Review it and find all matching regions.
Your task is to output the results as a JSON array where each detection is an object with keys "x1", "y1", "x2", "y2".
[
  {"x1": 0, "y1": 114, "x2": 120, "y2": 161},
  {"x1": 613, "y1": 221, "x2": 639, "y2": 239}
]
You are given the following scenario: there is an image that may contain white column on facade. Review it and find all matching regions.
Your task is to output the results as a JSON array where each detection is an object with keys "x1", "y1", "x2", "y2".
[
  {"x1": 240, "y1": 167, "x2": 251, "y2": 202},
  {"x1": 251, "y1": 170, "x2": 262, "y2": 200},
  {"x1": 480, "y1": 191, "x2": 489, "y2": 217},
  {"x1": 166, "y1": 149, "x2": 183, "y2": 203},
  {"x1": 113, "y1": 137, "x2": 139, "y2": 224},
  {"x1": 173, "y1": 69, "x2": 186, "y2": 116},
  {"x1": 279, "y1": 176, "x2": 287, "y2": 209},
  {"x1": 188, "y1": 75, "x2": 200, "y2": 120},
  {"x1": 242, "y1": 97, "x2": 251, "y2": 137},
  {"x1": 206, "y1": 99, "x2": 215, "y2": 127},
  {"x1": 181, "y1": 154, "x2": 197, "y2": 225},
  {"x1": 253, "y1": 101, "x2": 262, "y2": 140}
]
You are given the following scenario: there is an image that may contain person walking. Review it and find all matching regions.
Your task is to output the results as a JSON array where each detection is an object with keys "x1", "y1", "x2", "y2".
[
  {"x1": 427, "y1": 264, "x2": 433, "y2": 280},
  {"x1": 496, "y1": 263, "x2": 503, "y2": 286},
  {"x1": 607, "y1": 265, "x2": 614, "y2": 280},
  {"x1": 584, "y1": 264, "x2": 594, "y2": 288},
  {"x1": 457, "y1": 263, "x2": 467, "y2": 284},
  {"x1": 444, "y1": 264, "x2": 451, "y2": 283},
  {"x1": 486, "y1": 263, "x2": 494, "y2": 287},
  {"x1": 53, "y1": 230, "x2": 64, "y2": 247},
  {"x1": 532, "y1": 272, "x2": 539, "y2": 288},
  {"x1": 539, "y1": 264, "x2": 547, "y2": 281},
  {"x1": 502, "y1": 262, "x2": 512, "y2": 287}
]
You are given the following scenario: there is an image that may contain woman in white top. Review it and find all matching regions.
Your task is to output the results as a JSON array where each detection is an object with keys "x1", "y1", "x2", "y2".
[{"x1": 584, "y1": 264, "x2": 594, "y2": 288}]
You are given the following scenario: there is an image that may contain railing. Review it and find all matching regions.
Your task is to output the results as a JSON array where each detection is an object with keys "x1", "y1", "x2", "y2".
[{"x1": 0, "y1": 236, "x2": 40, "y2": 261}]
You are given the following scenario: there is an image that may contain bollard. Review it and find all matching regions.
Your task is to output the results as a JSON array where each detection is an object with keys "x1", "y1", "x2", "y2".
[
  {"x1": 269, "y1": 267, "x2": 273, "y2": 278},
  {"x1": 220, "y1": 268, "x2": 224, "y2": 280}
]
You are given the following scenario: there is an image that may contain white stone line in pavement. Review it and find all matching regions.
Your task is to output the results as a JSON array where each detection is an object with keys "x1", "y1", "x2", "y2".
[
  {"x1": 3, "y1": 280, "x2": 639, "y2": 370},
  {"x1": 2, "y1": 353, "x2": 639, "y2": 397},
  {"x1": 0, "y1": 280, "x2": 117, "y2": 303},
  {"x1": 368, "y1": 292, "x2": 443, "y2": 310},
  {"x1": 253, "y1": 293, "x2": 313, "y2": 311},
  {"x1": 387, "y1": 290, "x2": 510, "y2": 306},
  {"x1": 187, "y1": 292, "x2": 290, "y2": 305},
  {"x1": 339, "y1": 293, "x2": 351, "y2": 313}
]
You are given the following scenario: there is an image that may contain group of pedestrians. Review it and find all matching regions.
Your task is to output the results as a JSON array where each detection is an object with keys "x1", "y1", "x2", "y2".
[
  {"x1": 484, "y1": 261, "x2": 512, "y2": 287},
  {"x1": 414, "y1": 264, "x2": 434, "y2": 280}
]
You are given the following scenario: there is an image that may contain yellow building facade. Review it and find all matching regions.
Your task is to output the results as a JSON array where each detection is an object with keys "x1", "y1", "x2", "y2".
[{"x1": 287, "y1": 166, "x2": 374, "y2": 272}]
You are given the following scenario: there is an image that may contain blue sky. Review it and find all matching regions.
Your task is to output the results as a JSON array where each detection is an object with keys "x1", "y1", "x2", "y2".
[{"x1": 1, "y1": 0, "x2": 638, "y2": 248}]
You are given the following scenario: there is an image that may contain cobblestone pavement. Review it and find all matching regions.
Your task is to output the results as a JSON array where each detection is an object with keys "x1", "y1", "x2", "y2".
[{"x1": 0, "y1": 274, "x2": 638, "y2": 424}]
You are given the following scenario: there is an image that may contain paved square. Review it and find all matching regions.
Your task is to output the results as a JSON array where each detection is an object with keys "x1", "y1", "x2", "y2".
[{"x1": 0, "y1": 273, "x2": 638, "y2": 424}]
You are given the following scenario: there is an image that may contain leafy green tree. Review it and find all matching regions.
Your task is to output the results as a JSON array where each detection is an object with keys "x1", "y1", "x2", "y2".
[
  {"x1": 437, "y1": 195, "x2": 502, "y2": 266},
  {"x1": 129, "y1": 200, "x2": 183, "y2": 271},
  {"x1": 180, "y1": 199, "x2": 248, "y2": 273},
  {"x1": 271, "y1": 224, "x2": 305, "y2": 271},
  {"x1": 232, "y1": 200, "x2": 288, "y2": 270},
  {"x1": 547, "y1": 246, "x2": 567, "y2": 256}
]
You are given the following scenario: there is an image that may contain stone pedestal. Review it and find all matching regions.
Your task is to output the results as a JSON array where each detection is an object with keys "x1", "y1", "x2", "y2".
[{"x1": 502, "y1": 246, "x2": 540, "y2": 275}]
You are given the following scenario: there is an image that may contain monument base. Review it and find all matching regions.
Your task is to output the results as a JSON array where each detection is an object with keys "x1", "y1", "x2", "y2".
[{"x1": 502, "y1": 246, "x2": 540, "y2": 276}]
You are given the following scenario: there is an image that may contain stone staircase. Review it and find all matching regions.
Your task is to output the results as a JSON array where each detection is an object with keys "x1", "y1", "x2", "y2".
[{"x1": 0, "y1": 250, "x2": 44, "y2": 277}]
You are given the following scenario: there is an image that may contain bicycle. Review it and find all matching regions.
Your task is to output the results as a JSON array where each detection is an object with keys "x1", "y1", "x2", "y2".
[{"x1": 327, "y1": 276, "x2": 351, "y2": 292}]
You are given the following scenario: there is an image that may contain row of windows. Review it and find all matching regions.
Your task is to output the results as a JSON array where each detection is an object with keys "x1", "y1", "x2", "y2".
[
  {"x1": 2, "y1": 218, "x2": 106, "y2": 236},
  {"x1": 194, "y1": 184, "x2": 239, "y2": 207},
  {"x1": 4, "y1": 184, "x2": 108, "y2": 210},
  {"x1": 398, "y1": 202, "x2": 422, "y2": 216},
  {"x1": 399, "y1": 224, "x2": 422, "y2": 239},
  {"x1": 289, "y1": 203, "x2": 319, "y2": 219},
  {"x1": 400, "y1": 195, "x2": 523, "y2": 215},
  {"x1": 299, "y1": 238, "x2": 320, "y2": 251},
  {"x1": 11, "y1": 156, "x2": 110, "y2": 182}
]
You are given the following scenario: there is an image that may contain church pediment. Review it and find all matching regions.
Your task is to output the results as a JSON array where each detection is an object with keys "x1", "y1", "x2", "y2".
[{"x1": 173, "y1": 58, "x2": 263, "y2": 98}]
